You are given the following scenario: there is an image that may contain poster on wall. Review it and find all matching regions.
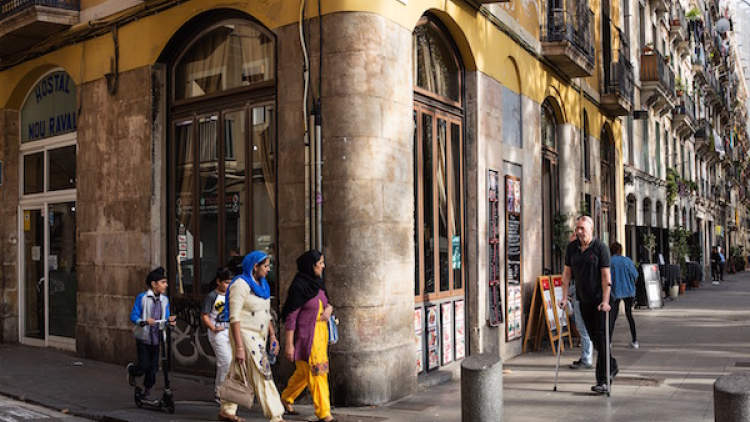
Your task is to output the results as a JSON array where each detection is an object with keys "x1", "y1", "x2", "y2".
[
  {"x1": 441, "y1": 302, "x2": 453, "y2": 365},
  {"x1": 455, "y1": 300, "x2": 465, "y2": 359},
  {"x1": 505, "y1": 175, "x2": 523, "y2": 341},
  {"x1": 488, "y1": 170, "x2": 503, "y2": 326},
  {"x1": 415, "y1": 307, "x2": 423, "y2": 374},
  {"x1": 427, "y1": 305, "x2": 439, "y2": 370}
]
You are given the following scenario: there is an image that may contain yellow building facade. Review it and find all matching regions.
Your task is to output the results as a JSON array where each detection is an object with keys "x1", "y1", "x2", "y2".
[{"x1": 0, "y1": 0, "x2": 628, "y2": 405}]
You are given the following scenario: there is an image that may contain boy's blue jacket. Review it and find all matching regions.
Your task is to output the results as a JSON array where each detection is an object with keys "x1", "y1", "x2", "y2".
[{"x1": 130, "y1": 289, "x2": 170, "y2": 343}]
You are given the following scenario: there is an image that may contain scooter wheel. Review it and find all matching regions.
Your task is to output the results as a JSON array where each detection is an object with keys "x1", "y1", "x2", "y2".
[
  {"x1": 134, "y1": 388, "x2": 143, "y2": 407},
  {"x1": 167, "y1": 404, "x2": 175, "y2": 414}
]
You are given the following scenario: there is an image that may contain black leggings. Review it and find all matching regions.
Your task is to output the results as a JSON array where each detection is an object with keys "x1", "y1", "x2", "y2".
[{"x1": 612, "y1": 297, "x2": 637, "y2": 342}]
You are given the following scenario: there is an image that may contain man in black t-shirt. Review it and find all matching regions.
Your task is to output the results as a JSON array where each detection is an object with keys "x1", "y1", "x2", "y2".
[{"x1": 560, "y1": 215, "x2": 617, "y2": 394}]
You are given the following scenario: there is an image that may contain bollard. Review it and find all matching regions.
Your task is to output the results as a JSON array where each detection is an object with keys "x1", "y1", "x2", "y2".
[
  {"x1": 714, "y1": 373, "x2": 750, "y2": 422},
  {"x1": 461, "y1": 353, "x2": 503, "y2": 422}
]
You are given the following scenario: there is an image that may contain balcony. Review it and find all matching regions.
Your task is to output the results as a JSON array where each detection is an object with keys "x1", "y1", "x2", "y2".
[
  {"x1": 670, "y1": 3, "x2": 687, "y2": 46},
  {"x1": 640, "y1": 50, "x2": 676, "y2": 115},
  {"x1": 540, "y1": 3, "x2": 595, "y2": 78},
  {"x1": 0, "y1": 0, "x2": 79, "y2": 59},
  {"x1": 673, "y1": 94, "x2": 696, "y2": 137},
  {"x1": 600, "y1": 28, "x2": 634, "y2": 116}
]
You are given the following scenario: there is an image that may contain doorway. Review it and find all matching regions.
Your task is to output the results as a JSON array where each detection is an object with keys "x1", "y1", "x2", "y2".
[{"x1": 20, "y1": 201, "x2": 77, "y2": 349}]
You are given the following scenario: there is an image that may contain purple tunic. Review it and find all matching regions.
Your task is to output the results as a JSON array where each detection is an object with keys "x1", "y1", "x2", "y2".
[{"x1": 284, "y1": 290, "x2": 328, "y2": 362}]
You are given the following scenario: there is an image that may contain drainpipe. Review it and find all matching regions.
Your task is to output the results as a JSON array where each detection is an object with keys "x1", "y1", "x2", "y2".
[
  {"x1": 300, "y1": 0, "x2": 311, "y2": 250},
  {"x1": 314, "y1": 99, "x2": 323, "y2": 251}
]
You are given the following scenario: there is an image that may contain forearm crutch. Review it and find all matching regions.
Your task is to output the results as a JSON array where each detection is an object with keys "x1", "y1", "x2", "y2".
[{"x1": 605, "y1": 308, "x2": 611, "y2": 397}]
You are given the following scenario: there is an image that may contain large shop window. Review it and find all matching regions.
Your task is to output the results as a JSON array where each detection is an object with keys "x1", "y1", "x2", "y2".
[
  {"x1": 170, "y1": 21, "x2": 277, "y2": 299},
  {"x1": 413, "y1": 16, "x2": 465, "y2": 374}
]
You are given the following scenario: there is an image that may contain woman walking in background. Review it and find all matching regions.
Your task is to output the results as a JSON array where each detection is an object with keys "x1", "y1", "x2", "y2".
[
  {"x1": 280, "y1": 250, "x2": 335, "y2": 422},
  {"x1": 219, "y1": 251, "x2": 286, "y2": 422},
  {"x1": 610, "y1": 241, "x2": 639, "y2": 349}
]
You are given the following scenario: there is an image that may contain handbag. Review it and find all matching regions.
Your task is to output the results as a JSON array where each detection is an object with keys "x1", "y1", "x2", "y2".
[
  {"x1": 328, "y1": 315, "x2": 339, "y2": 345},
  {"x1": 217, "y1": 362, "x2": 255, "y2": 409}
]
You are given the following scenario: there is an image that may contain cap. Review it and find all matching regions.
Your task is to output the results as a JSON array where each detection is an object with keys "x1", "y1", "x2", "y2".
[{"x1": 146, "y1": 266, "x2": 167, "y2": 286}]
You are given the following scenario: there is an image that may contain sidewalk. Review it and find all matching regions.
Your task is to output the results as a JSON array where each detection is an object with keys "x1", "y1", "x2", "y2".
[{"x1": 1, "y1": 271, "x2": 748, "y2": 422}]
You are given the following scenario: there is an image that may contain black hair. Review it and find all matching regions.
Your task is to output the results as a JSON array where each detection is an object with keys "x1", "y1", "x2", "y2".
[{"x1": 610, "y1": 241, "x2": 623, "y2": 256}]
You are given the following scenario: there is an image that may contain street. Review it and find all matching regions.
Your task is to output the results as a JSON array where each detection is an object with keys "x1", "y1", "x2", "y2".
[
  {"x1": 1, "y1": 272, "x2": 749, "y2": 422},
  {"x1": 0, "y1": 396, "x2": 91, "y2": 422}
]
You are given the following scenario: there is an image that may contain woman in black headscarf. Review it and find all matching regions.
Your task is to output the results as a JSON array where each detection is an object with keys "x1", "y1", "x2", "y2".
[{"x1": 280, "y1": 250, "x2": 335, "y2": 421}]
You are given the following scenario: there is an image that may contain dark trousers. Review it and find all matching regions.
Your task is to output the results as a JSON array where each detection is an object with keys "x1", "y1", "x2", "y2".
[
  {"x1": 612, "y1": 297, "x2": 637, "y2": 342},
  {"x1": 579, "y1": 300, "x2": 618, "y2": 385},
  {"x1": 130, "y1": 339, "x2": 160, "y2": 389},
  {"x1": 711, "y1": 262, "x2": 725, "y2": 281}
]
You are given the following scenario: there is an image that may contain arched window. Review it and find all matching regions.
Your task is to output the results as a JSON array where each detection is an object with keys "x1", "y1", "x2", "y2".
[
  {"x1": 643, "y1": 198, "x2": 652, "y2": 227},
  {"x1": 413, "y1": 21, "x2": 460, "y2": 102},
  {"x1": 655, "y1": 201, "x2": 663, "y2": 228},
  {"x1": 413, "y1": 15, "x2": 465, "y2": 371},
  {"x1": 168, "y1": 20, "x2": 277, "y2": 298},
  {"x1": 541, "y1": 101, "x2": 558, "y2": 151}
]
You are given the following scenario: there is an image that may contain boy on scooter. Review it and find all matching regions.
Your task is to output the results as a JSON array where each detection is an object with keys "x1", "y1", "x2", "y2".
[{"x1": 126, "y1": 267, "x2": 176, "y2": 400}]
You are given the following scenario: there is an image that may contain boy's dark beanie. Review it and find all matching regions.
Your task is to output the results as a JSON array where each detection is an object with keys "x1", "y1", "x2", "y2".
[{"x1": 146, "y1": 266, "x2": 167, "y2": 286}]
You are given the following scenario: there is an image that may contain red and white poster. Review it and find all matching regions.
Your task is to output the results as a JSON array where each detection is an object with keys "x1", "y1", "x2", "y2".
[
  {"x1": 427, "y1": 305, "x2": 439, "y2": 370},
  {"x1": 551, "y1": 275, "x2": 568, "y2": 329},
  {"x1": 441, "y1": 302, "x2": 453, "y2": 365},
  {"x1": 454, "y1": 300, "x2": 465, "y2": 359},
  {"x1": 541, "y1": 278, "x2": 557, "y2": 331}
]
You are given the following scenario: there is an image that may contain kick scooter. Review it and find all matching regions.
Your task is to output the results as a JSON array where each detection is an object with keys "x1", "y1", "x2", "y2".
[{"x1": 134, "y1": 319, "x2": 175, "y2": 413}]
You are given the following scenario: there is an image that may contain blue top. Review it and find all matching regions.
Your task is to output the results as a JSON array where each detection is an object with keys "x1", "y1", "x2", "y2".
[{"x1": 610, "y1": 255, "x2": 638, "y2": 299}]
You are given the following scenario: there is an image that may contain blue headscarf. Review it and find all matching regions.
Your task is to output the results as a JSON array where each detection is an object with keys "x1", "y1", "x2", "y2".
[{"x1": 221, "y1": 251, "x2": 270, "y2": 321}]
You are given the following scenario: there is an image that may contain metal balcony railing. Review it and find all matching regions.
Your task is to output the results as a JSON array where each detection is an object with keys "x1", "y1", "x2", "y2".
[
  {"x1": 640, "y1": 49, "x2": 675, "y2": 95},
  {"x1": 675, "y1": 94, "x2": 696, "y2": 122},
  {"x1": 0, "y1": 0, "x2": 79, "y2": 16},
  {"x1": 603, "y1": 28, "x2": 634, "y2": 103},
  {"x1": 541, "y1": 2, "x2": 595, "y2": 65}
]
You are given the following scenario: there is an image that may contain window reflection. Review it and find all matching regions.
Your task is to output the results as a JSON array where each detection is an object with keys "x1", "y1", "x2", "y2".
[{"x1": 175, "y1": 23, "x2": 274, "y2": 100}]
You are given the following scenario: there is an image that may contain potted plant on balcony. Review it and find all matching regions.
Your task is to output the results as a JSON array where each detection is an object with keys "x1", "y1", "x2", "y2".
[
  {"x1": 676, "y1": 77, "x2": 685, "y2": 96},
  {"x1": 686, "y1": 7, "x2": 700, "y2": 21}
]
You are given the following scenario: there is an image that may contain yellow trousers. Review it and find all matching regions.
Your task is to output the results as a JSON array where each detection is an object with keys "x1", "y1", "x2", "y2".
[{"x1": 281, "y1": 302, "x2": 331, "y2": 420}]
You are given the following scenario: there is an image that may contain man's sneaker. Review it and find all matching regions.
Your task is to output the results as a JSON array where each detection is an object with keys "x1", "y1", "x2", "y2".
[
  {"x1": 569, "y1": 359, "x2": 593, "y2": 369},
  {"x1": 712, "y1": 281, "x2": 720, "y2": 286},
  {"x1": 630, "y1": 341, "x2": 640, "y2": 349},
  {"x1": 610, "y1": 368, "x2": 619, "y2": 379},
  {"x1": 126, "y1": 362, "x2": 136, "y2": 386},
  {"x1": 591, "y1": 383, "x2": 609, "y2": 394}
]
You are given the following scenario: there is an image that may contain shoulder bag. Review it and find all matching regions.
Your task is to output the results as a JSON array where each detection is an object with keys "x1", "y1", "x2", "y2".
[{"x1": 217, "y1": 362, "x2": 255, "y2": 410}]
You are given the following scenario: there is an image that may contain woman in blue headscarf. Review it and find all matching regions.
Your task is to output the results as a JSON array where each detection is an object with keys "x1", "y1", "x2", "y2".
[{"x1": 218, "y1": 251, "x2": 286, "y2": 422}]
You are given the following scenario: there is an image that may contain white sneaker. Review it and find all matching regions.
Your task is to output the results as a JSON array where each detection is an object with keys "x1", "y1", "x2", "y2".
[
  {"x1": 630, "y1": 341, "x2": 639, "y2": 349},
  {"x1": 712, "y1": 281, "x2": 720, "y2": 286}
]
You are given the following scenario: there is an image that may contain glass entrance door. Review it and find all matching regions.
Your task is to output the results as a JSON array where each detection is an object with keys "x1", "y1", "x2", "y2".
[
  {"x1": 23, "y1": 208, "x2": 45, "y2": 340},
  {"x1": 21, "y1": 202, "x2": 77, "y2": 346}
]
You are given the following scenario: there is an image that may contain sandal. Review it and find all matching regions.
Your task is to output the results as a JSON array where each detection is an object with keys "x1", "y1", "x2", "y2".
[
  {"x1": 218, "y1": 412, "x2": 246, "y2": 422},
  {"x1": 283, "y1": 403, "x2": 300, "y2": 415}
]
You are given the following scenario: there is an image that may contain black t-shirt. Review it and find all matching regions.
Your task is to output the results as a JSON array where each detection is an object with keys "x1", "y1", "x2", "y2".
[{"x1": 565, "y1": 237, "x2": 611, "y2": 304}]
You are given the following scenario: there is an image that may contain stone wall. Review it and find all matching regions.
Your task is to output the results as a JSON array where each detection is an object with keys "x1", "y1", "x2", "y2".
[
  {"x1": 276, "y1": 12, "x2": 416, "y2": 405},
  {"x1": 0, "y1": 109, "x2": 19, "y2": 343},
  {"x1": 76, "y1": 67, "x2": 156, "y2": 363}
]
